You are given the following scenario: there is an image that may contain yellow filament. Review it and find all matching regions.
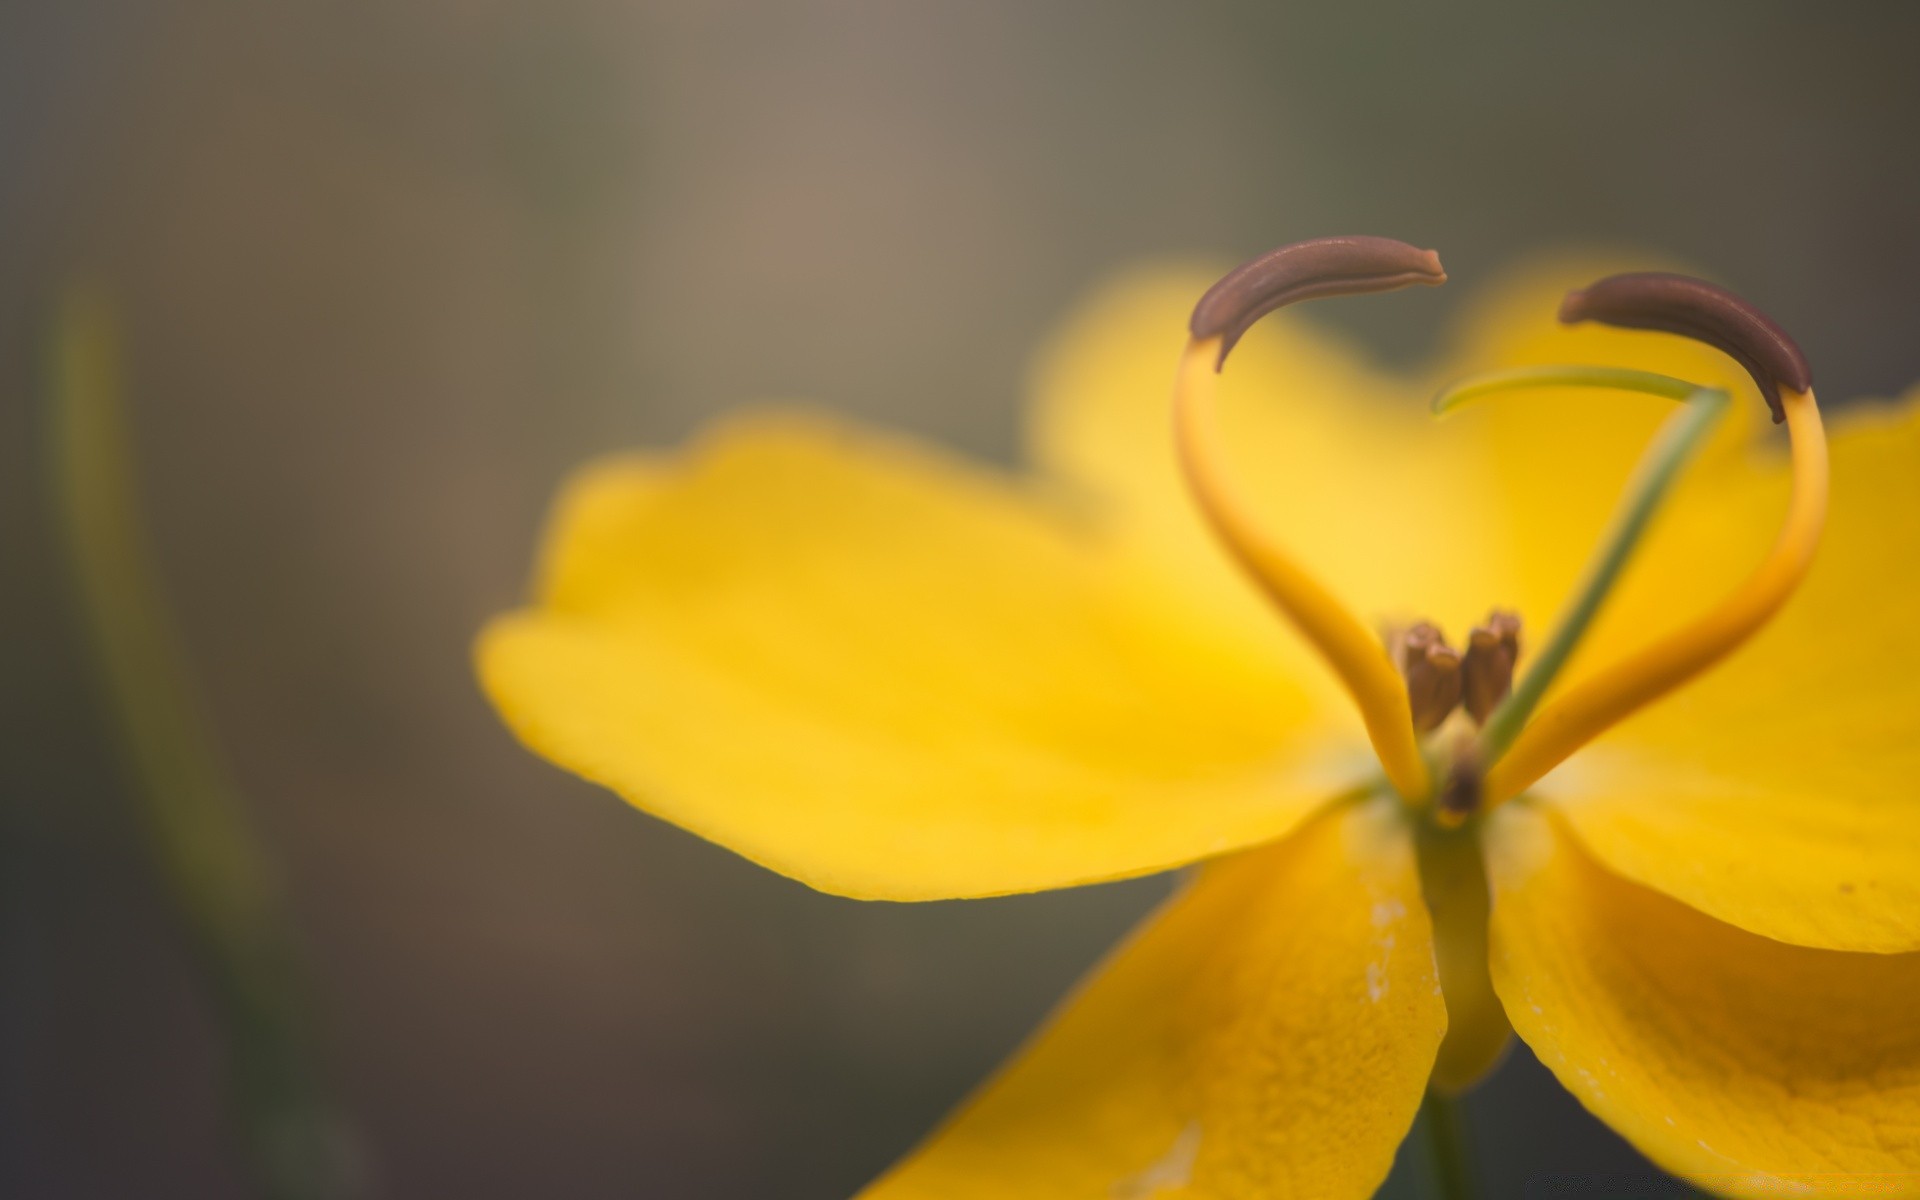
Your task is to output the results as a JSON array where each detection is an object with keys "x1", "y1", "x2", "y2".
[
  {"x1": 1174, "y1": 337, "x2": 1430, "y2": 800},
  {"x1": 1485, "y1": 388, "x2": 1827, "y2": 804}
]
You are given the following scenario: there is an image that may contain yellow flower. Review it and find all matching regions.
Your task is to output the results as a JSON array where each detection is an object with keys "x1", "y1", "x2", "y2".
[{"x1": 476, "y1": 237, "x2": 1920, "y2": 1199}]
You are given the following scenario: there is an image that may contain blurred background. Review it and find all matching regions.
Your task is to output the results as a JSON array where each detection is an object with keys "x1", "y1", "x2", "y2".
[{"x1": 3, "y1": 2, "x2": 1917, "y2": 1197}]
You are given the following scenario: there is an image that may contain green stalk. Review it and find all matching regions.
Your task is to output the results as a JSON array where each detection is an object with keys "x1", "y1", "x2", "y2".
[
  {"x1": 46, "y1": 290, "x2": 360, "y2": 1200},
  {"x1": 1420, "y1": 1088, "x2": 1479, "y2": 1200},
  {"x1": 1433, "y1": 367, "x2": 1730, "y2": 763}
]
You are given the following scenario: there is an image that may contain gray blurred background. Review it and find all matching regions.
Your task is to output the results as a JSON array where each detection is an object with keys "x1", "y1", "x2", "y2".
[{"x1": 3, "y1": 2, "x2": 1916, "y2": 1197}]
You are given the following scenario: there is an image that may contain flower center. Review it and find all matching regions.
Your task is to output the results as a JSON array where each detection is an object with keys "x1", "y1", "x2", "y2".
[
  {"x1": 1390, "y1": 614, "x2": 1520, "y2": 829},
  {"x1": 1175, "y1": 237, "x2": 1828, "y2": 821},
  {"x1": 1390, "y1": 612, "x2": 1522, "y2": 735},
  {"x1": 1390, "y1": 614, "x2": 1521, "y2": 828}
]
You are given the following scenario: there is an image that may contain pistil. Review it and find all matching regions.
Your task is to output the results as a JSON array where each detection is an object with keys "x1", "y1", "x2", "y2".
[
  {"x1": 1434, "y1": 366, "x2": 1732, "y2": 766},
  {"x1": 1484, "y1": 275, "x2": 1826, "y2": 802},
  {"x1": 1488, "y1": 384, "x2": 1826, "y2": 802}
]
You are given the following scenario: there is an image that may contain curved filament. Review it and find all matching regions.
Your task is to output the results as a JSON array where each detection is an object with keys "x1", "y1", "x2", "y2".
[
  {"x1": 1174, "y1": 338, "x2": 1429, "y2": 800},
  {"x1": 1485, "y1": 387, "x2": 1827, "y2": 804}
]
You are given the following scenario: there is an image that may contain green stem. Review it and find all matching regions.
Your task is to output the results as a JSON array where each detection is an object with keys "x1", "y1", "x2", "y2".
[
  {"x1": 1433, "y1": 366, "x2": 1730, "y2": 762},
  {"x1": 1421, "y1": 1088, "x2": 1478, "y2": 1200},
  {"x1": 46, "y1": 290, "x2": 360, "y2": 1200}
]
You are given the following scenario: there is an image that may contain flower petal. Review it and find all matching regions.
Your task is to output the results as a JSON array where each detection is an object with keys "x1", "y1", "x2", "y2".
[
  {"x1": 1536, "y1": 397, "x2": 1920, "y2": 952},
  {"x1": 1486, "y1": 801, "x2": 1920, "y2": 1199},
  {"x1": 478, "y1": 412, "x2": 1353, "y2": 901},
  {"x1": 860, "y1": 796, "x2": 1445, "y2": 1200}
]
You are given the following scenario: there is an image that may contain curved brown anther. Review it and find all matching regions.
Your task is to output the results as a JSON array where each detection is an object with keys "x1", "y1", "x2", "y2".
[
  {"x1": 1558, "y1": 272, "x2": 1811, "y2": 424},
  {"x1": 1461, "y1": 610, "x2": 1522, "y2": 725},
  {"x1": 1393, "y1": 622, "x2": 1464, "y2": 734},
  {"x1": 1190, "y1": 236, "x2": 1447, "y2": 368}
]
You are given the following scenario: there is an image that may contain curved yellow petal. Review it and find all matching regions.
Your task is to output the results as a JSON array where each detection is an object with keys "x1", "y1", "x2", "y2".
[
  {"x1": 860, "y1": 796, "x2": 1445, "y2": 1200},
  {"x1": 1535, "y1": 396, "x2": 1920, "y2": 952},
  {"x1": 1486, "y1": 802, "x2": 1920, "y2": 1199},
  {"x1": 478, "y1": 412, "x2": 1354, "y2": 901}
]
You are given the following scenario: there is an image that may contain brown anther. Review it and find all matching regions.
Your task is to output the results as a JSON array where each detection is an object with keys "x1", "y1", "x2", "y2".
[
  {"x1": 1558, "y1": 272, "x2": 1811, "y2": 424},
  {"x1": 1393, "y1": 621, "x2": 1464, "y2": 734},
  {"x1": 1190, "y1": 236, "x2": 1447, "y2": 369},
  {"x1": 1436, "y1": 735, "x2": 1482, "y2": 828},
  {"x1": 1461, "y1": 609, "x2": 1522, "y2": 725}
]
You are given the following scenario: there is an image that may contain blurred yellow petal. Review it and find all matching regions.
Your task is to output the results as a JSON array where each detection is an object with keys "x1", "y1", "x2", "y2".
[
  {"x1": 1486, "y1": 802, "x2": 1920, "y2": 1198},
  {"x1": 1536, "y1": 396, "x2": 1920, "y2": 951},
  {"x1": 478, "y1": 412, "x2": 1352, "y2": 901},
  {"x1": 861, "y1": 796, "x2": 1445, "y2": 1200}
]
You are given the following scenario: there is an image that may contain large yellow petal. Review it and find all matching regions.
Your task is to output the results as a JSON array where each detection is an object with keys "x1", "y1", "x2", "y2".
[
  {"x1": 861, "y1": 796, "x2": 1445, "y2": 1200},
  {"x1": 478, "y1": 412, "x2": 1356, "y2": 901},
  {"x1": 1486, "y1": 802, "x2": 1920, "y2": 1199},
  {"x1": 1534, "y1": 396, "x2": 1920, "y2": 952}
]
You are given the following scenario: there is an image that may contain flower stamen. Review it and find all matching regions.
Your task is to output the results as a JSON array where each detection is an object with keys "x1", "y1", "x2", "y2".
[
  {"x1": 1556, "y1": 271, "x2": 1812, "y2": 424},
  {"x1": 1460, "y1": 610, "x2": 1522, "y2": 725},
  {"x1": 1391, "y1": 622, "x2": 1465, "y2": 734},
  {"x1": 1179, "y1": 238, "x2": 1446, "y2": 800},
  {"x1": 1484, "y1": 276, "x2": 1827, "y2": 804}
]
